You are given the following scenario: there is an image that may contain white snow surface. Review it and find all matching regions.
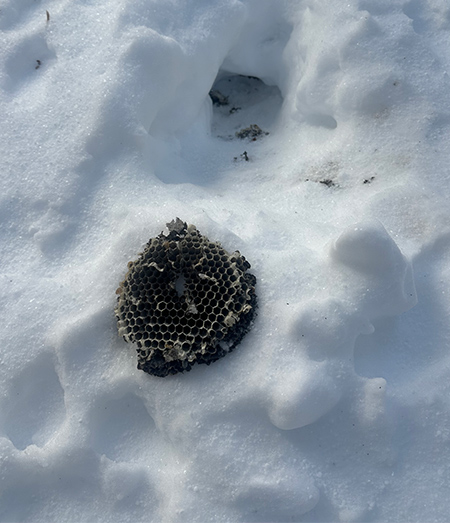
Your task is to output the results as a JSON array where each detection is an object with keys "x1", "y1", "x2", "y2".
[{"x1": 1, "y1": 0, "x2": 450, "y2": 521}]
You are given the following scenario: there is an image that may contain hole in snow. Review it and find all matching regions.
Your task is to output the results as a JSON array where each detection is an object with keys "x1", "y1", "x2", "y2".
[{"x1": 209, "y1": 73, "x2": 283, "y2": 140}]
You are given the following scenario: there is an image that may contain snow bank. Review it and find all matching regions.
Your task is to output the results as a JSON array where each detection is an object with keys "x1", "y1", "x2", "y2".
[{"x1": 1, "y1": 0, "x2": 450, "y2": 521}]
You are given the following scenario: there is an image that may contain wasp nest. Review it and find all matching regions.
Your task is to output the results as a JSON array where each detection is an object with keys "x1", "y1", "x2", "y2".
[{"x1": 115, "y1": 218, "x2": 257, "y2": 377}]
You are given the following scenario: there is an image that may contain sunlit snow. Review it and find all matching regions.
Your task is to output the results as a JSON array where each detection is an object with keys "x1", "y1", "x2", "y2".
[{"x1": 1, "y1": 0, "x2": 450, "y2": 521}]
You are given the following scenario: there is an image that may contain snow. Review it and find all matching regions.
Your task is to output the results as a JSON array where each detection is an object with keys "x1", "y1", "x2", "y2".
[{"x1": 1, "y1": 0, "x2": 450, "y2": 521}]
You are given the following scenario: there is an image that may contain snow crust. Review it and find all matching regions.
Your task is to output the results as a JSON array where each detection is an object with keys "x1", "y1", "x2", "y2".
[{"x1": 1, "y1": 0, "x2": 450, "y2": 521}]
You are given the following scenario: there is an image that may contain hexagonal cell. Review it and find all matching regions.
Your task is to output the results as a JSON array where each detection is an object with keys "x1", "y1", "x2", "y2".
[{"x1": 115, "y1": 218, "x2": 257, "y2": 377}]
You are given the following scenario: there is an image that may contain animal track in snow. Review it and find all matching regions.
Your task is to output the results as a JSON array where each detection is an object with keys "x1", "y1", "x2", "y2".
[
  {"x1": 355, "y1": 231, "x2": 450, "y2": 383},
  {"x1": 403, "y1": 0, "x2": 450, "y2": 34},
  {"x1": 3, "y1": 32, "x2": 56, "y2": 93},
  {"x1": 88, "y1": 393, "x2": 157, "y2": 462},
  {"x1": 1, "y1": 352, "x2": 65, "y2": 450}
]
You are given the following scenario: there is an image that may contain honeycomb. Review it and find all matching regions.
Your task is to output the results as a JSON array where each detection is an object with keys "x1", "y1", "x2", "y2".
[{"x1": 115, "y1": 218, "x2": 257, "y2": 377}]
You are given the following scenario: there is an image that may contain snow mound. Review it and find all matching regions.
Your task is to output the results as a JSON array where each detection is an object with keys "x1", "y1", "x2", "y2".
[{"x1": 264, "y1": 221, "x2": 416, "y2": 431}]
